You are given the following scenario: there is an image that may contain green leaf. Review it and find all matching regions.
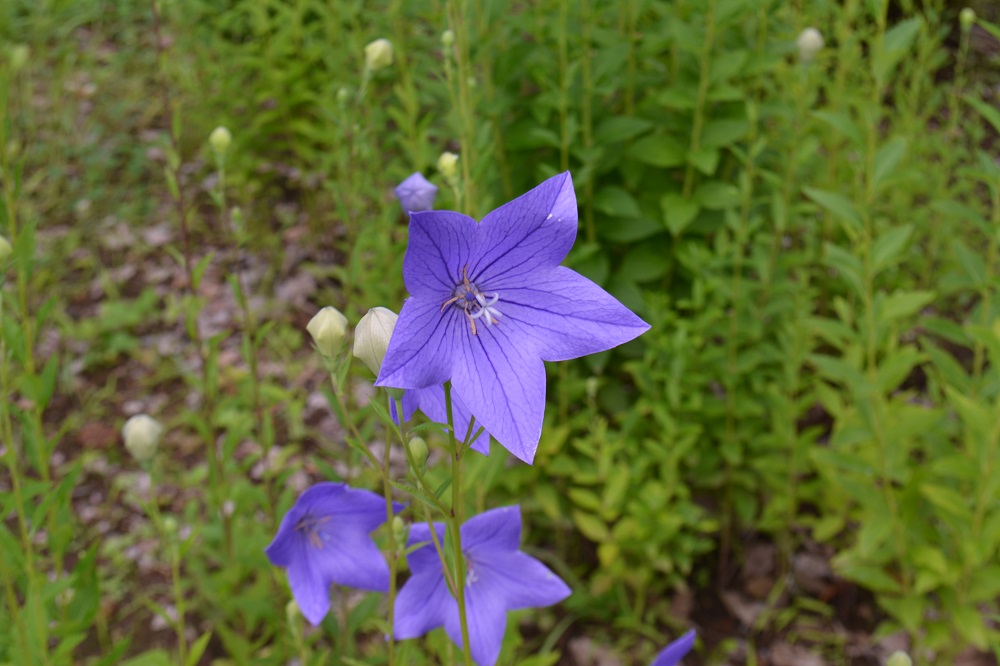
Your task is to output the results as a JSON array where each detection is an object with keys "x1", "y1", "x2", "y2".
[
  {"x1": 661, "y1": 193, "x2": 700, "y2": 236},
  {"x1": 695, "y1": 181, "x2": 741, "y2": 210},
  {"x1": 811, "y1": 110, "x2": 864, "y2": 148},
  {"x1": 965, "y1": 94, "x2": 1000, "y2": 136},
  {"x1": 872, "y1": 138, "x2": 908, "y2": 191},
  {"x1": 951, "y1": 238, "x2": 987, "y2": 287},
  {"x1": 700, "y1": 119, "x2": 748, "y2": 149},
  {"x1": 186, "y1": 633, "x2": 213, "y2": 666},
  {"x1": 686, "y1": 147, "x2": 719, "y2": 175},
  {"x1": 873, "y1": 17, "x2": 922, "y2": 84},
  {"x1": 594, "y1": 116, "x2": 653, "y2": 143},
  {"x1": 823, "y1": 242, "x2": 865, "y2": 298},
  {"x1": 920, "y1": 483, "x2": 971, "y2": 521},
  {"x1": 878, "y1": 290, "x2": 935, "y2": 324},
  {"x1": 627, "y1": 134, "x2": 685, "y2": 168},
  {"x1": 572, "y1": 510, "x2": 609, "y2": 542},
  {"x1": 804, "y1": 187, "x2": 863, "y2": 238},
  {"x1": 838, "y1": 562, "x2": 902, "y2": 594},
  {"x1": 872, "y1": 224, "x2": 913, "y2": 273},
  {"x1": 953, "y1": 604, "x2": 989, "y2": 648},
  {"x1": 593, "y1": 186, "x2": 642, "y2": 218}
]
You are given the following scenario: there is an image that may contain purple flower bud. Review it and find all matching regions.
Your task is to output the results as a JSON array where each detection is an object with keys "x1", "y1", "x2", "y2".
[{"x1": 394, "y1": 172, "x2": 438, "y2": 213}]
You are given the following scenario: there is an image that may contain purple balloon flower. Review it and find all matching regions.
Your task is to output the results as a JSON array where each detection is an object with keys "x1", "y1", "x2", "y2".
[
  {"x1": 392, "y1": 385, "x2": 492, "y2": 455},
  {"x1": 394, "y1": 172, "x2": 439, "y2": 212},
  {"x1": 394, "y1": 505, "x2": 570, "y2": 666},
  {"x1": 265, "y1": 483, "x2": 402, "y2": 626},
  {"x1": 651, "y1": 630, "x2": 696, "y2": 666},
  {"x1": 376, "y1": 172, "x2": 650, "y2": 464}
]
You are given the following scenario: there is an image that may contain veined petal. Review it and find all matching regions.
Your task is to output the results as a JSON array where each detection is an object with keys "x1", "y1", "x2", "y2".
[
  {"x1": 461, "y1": 505, "x2": 521, "y2": 553},
  {"x1": 395, "y1": 522, "x2": 454, "y2": 639},
  {"x1": 474, "y1": 551, "x2": 571, "y2": 611},
  {"x1": 469, "y1": 172, "x2": 578, "y2": 286},
  {"x1": 451, "y1": 323, "x2": 546, "y2": 464},
  {"x1": 498, "y1": 266, "x2": 649, "y2": 362},
  {"x1": 264, "y1": 505, "x2": 306, "y2": 568},
  {"x1": 650, "y1": 630, "x2": 696, "y2": 666},
  {"x1": 444, "y1": 579, "x2": 508, "y2": 666},
  {"x1": 378, "y1": 297, "x2": 462, "y2": 390},
  {"x1": 308, "y1": 530, "x2": 390, "y2": 592},
  {"x1": 300, "y1": 482, "x2": 397, "y2": 534},
  {"x1": 287, "y1": 546, "x2": 332, "y2": 626},
  {"x1": 403, "y1": 210, "x2": 480, "y2": 298}
]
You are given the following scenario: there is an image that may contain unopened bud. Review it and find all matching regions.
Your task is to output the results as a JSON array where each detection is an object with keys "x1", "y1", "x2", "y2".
[
  {"x1": 392, "y1": 515, "x2": 406, "y2": 544},
  {"x1": 122, "y1": 414, "x2": 163, "y2": 463},
  {"x1": 307, "y1": 306, "x2": 349, "y2": 359},
  {"x1": 960, "y1": 8, "x2": 976, "y2": 31},
  {"x1": 0, "y1": 235, "x2": 12, "y2": 262},
  {"x1": 336, "y1": 86, "x2": 351, "y2": 106},
  {"x1": 796, "y1": 27, "x2": 824, "y2": 63},
  {"x1": 364, "y1": 38, "x2": 394, "y2": 73},
  {"x1": 441, "y1": 30, "x2": 455, "y2": 48},
  {"x1": 437, "y1": 151, "x2": 459, "y2": 180},
  {"x1": 886, "y1": 652, "x2": 912, "y2": 666},
  {"x1": 209, "y1": 125, "x2": 232, "y2": 155},
  {"x1": 353, "y1": 307, "x2": 398, "y2": 377},
  {"x1": 162, "y1": 516, "x2": 178, "y2": 535},
  {"x1": 285, "y1": 599, "x2": 300, "y2": 625},
  {"x1": 394, "y1": 172, "x2": 438, "y2": 213},
  {"x1": 407, "y1": 436, "x2": 428, "y2": 469}
]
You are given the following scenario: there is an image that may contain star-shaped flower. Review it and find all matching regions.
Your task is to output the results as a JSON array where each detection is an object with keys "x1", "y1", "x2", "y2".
[
  {"x1": 651, "y1": 630, "x2": 696, "y2": 666},
  {"x1": 376, "y1": 172, "x2": 649, "y2": 463},
  {"x1": 394, "y1": 506, "x2": 570, "y2": 666},
  {"x1": 394, "y1": 172, "x2": 439, "y2": 212},
  {"x1": 265, "y1": 483, "x2": 402, "y2": 626}
]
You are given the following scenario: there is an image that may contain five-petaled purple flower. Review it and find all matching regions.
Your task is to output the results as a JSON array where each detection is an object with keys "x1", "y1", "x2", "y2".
[
  {"x1": 651, "y1": 630, "x2": 696, "y2": 666},
  {"x1": 395, "y1": 172, "x2": 439, "y2": 213},
  {"x1": 265, "y1": 482, "x2": 403, "y2": 626},
  {"x1": 394, "y1": 506, "x2": 570, "y2": 666},
  {"x1": 376, "y1": 172, "x2": 649, "y2": 464}
]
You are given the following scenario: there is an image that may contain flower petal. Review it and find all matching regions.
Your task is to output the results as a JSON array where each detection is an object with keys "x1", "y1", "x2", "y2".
[
  {"x1": 403, "y1": 210, "x2": 480, "y2": 299},
  {"x1": 301, "y1": 482, "x2": 395, "y2": 534},
  {"x1": 476, "y1": 551, "x2": 570, "y2": 610},
  {"x1": 378, "y1": 297, "x2": 462, "y2": 390},
  {"x1": 287, "y1": 547, "x2": 332, "y2": 626},
  {"x1": 395, "y1": 522, "x2": 455, "y2": 639},
  {"x1": 444, "y1": 579, "x2": 508, "y2": 666},
  {"x1": 469, "y1": 172, "x2": 578, "y2": 286},
  {"x1": 461, "y1": 506, "x2": 521, "y2": 553},
  {"x1": 497, "y1": 266, "x2": 650, "y2": 362},
  {"x1": 650, "y1": 630, "x2": 696, "y2": 666},
  {"x1": 451, "y1": 323, "x2": 546, "y2": 464},
  {"x1": 264, "y1": 504, "x2": 305, "y2": 568},
  {"x1": 308, "y1": 530, "x2": 390, "y2": 592}
]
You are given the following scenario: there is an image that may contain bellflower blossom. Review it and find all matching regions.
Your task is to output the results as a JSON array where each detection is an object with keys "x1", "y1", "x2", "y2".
[
  {"x1": 395, "y1": 172, "x2": 439, "y2": 213},
  {"x1": 651, "y1": 630, "x2": 696, "y2": 666},
  {"x1": 376, "y1": 172, "x2": 649, "y2": 463},
  {"x1": 265, "y1": 483, "x2": 402, "y2": 626},
  {"x1": 394, "y1": 506, "x2": 570, "y2": 666}
]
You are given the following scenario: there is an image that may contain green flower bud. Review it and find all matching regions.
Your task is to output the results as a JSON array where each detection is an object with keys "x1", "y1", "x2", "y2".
[
  {"x1": 364, "y1": 38, "x2": 394, "y2": 73},
  {"x1": 0, "y1": 235, "x2": 12, "y2": 262},
  {"x1": 337, "y1": 86, "x2": 351, "y2": 106},
  {"x1": 408, "y1": 436, "x2": 429, "y2": 470},
  {"x1": 796, "y1": 27, "x2": 824, "y2": 63},
  {"x1": 162, "y1": 516, "x2": 178, "y2": 535},
  {"x1": 353, "y1": 307, "x2": 398, "y2": 377},
  {"x1": 8, "y1": 45, "x2": 29, "y2": 72},
  {"x1": 307, "y1": 306, "x2": 349, "y2": 359},
  {"x1": 886, "y1": 652, "x2": 912, "y2": 666},
  {"x1": 209, "y1": 125, "x2": 232, "y2": 155},
  {"x1": 960, "y1": 7, "x2": 976, "y2": 31},
  {"x1": 441, "y1": 30, "x2": 455, "y2": 48},
  {"x1": 285, "y1": 599, "x2": 300, "y2": 625},
  {"x1": 392, "y1": 515, "x2": 406, "y2": 544},
  {"x1": 437, "y1": 151, "x2": 459, "y2": 180},
  {"x1": 122, "y1": 414, "x2": 163, "y2": 463}
]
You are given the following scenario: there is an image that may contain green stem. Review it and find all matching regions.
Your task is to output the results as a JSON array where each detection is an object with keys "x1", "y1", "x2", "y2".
[
  {"x1": 444, "y1": 383, "x2": 473, "y2": 666},
  {"x1": 383, "y1": 423, "x2": 398, "y2": 666},
  {"x1": 449, "y1": 0, "x2": 477, "y2": 218}
]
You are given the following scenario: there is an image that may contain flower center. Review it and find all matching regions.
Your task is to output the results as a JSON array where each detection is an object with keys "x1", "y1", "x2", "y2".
[
  {"x1": 440, "y1": 265, "x2": 502, "y2": 335},
  {"x1": 295, "y1": 513, "x2": 331, "y2": 549}
]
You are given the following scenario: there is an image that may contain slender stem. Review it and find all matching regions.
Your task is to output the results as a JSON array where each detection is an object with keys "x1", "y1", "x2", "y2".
[
  {"x1": 382, "y1": 416, "x2": 397, "y2": 666},
  {"x1": 443, "y1": 383, "x2": 473, "y2": 666},
  {"x1": 449, "y1": 0, "x2": 477, "y2": 218}
]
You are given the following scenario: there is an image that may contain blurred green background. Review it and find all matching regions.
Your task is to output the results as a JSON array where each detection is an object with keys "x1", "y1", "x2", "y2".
[{"x1": 1, "y1": 0, "x2": 1000, "y2": 663}]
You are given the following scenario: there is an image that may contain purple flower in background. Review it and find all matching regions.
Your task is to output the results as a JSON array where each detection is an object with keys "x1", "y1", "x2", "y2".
[
  {"x1": 265, "y1": 483, "x2": 402, "y2": 626},
  {"x1": 395, "y1": 172, "x2": 439, "y2": 212},
  {"x1": 377, "y1": 172, "x2": 649, "y2": 464},
  {"x1": 651, "y1": 630, "x2": 696, "y2": 666},
  {"x1": 393, "y1": 385, "x2": 491, "y2": 454},
  {"x1": 394, "y1": 506, "x2": 570, "y2": 666}
]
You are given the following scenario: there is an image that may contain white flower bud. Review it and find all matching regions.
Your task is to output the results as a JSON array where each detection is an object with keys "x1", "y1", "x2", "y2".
[
  {"x1": 960, "y1": 8, "x2": 976, "y2": 31},
  {"x1": 441, "y1": 30, "x2": 455, "y2": 48},
  {"x1": 353, "y1": 307, "x2": 398, "y2": 377},
  {"x1": 307, "y1": 306, "x2": 349, "y2": 359},
  {"x1": 796, "y1": 27, "x2": 824, "y2": 63},
  {"x1": 0, "y1": 235, "x2": 12, "y2": 262},
  {"x1": 364, "y1": 38, "x2": 394, "y2": 73},
  {"x1": 407, "y1": 436, "x2": 428, "y2": 469},
  {"x1": 887, "y1": 652, "x2": 912, "y2": 666},
  {"x1": 437, "y1": 151, "x2": 459, "y2": 180},
  {"x1": 122, "y1": 414, "x2": 163, "y2": 463},
  {"x1": 209, "y1": 126, "x2": 232, "y2": 154}
]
